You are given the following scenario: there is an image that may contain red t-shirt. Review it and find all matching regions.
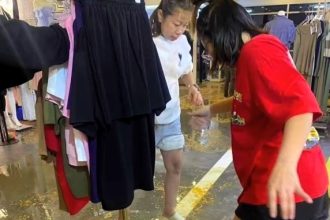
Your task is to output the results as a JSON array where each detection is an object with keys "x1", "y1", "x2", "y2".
[{"x1": 233, "y1": 34, "x2": 328, "y2": 205}]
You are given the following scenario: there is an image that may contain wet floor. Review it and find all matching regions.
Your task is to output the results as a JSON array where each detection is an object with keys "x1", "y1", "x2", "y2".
[{"x1": 0, "y1": 82, "x2": 329, "y2": 220}]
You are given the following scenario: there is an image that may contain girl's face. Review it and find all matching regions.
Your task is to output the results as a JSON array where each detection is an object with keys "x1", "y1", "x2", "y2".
[{"x1": 158, "y1": 8, "x2": 192, "y2": 41}]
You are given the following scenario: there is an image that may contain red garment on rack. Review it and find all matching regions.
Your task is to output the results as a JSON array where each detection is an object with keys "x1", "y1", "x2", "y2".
[{"x1": 44, "y1": 125, "x2": 89, "y2": 215}]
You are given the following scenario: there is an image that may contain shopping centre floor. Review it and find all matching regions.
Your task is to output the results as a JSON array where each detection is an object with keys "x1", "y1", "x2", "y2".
[{"x1": 0, "y1": 82, "x2": 330, "y2": 220}]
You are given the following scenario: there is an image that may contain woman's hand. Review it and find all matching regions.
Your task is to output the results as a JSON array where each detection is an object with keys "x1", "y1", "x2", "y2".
[{"x1": 268, "y1": 162, "x2": 313, "y2": 219}]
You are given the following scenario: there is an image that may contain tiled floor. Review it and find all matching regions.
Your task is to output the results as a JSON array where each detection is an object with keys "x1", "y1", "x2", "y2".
[{"x1": 0, "y1": 82, "x2": 329, "y2": 220}]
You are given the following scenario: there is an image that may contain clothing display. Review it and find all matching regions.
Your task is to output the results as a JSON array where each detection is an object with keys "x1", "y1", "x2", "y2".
[
  {"x1": 68, "y1": 0, "x2": 170, "y2": 210},
  {"x1": 233, "y1": 34, "x2": 328, "y2": 205},
  {"x1": 44, "y1": 125, "x2": 89, "y2": 215},
  {"x1": 264, "y1": 15, "x2": 296, "y2": 48},
  {"x1": 293, "y1": 18, "x2": 330, "y2": 116},
  {"x1": 313, "y1": 21, "x2": 330, "y2": 114},
  {"x1": 0, "y1": 0, "x2": 170, "y2": 214},
  {"x1": 293, "y1": 20, "x2": 322, "y2": 84},
  {"x1": 42, "y1": 72, "x2": 90, "y2": 213}
]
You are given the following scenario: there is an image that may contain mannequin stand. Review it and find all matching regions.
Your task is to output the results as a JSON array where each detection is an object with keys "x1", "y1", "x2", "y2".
[
  {"x1": 0, "y1": 111, "x2": 19, "y2": 146},
  {"x1": 118, "y1": 209, "x2": 129, "y2": 220}
]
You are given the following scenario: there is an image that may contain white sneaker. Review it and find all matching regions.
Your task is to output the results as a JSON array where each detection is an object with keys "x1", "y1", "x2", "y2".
[{"x1": 11, "y1": 117, "x2": 22, "y2": 127}]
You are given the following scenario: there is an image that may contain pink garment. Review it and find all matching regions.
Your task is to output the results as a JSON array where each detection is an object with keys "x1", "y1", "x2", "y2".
[
  {"x1": 45, "y1": 93, "x2": 63, "y2": 108},
  {"x1": 29, "y1": 71, "x2": 42, "y2": 91},
  {"x1": 12, "y1": 87, "x2": 22, "y2": 106},
  {"x1": 65, "y1": 121, "x2": 89, "y2": 168},
  {"x1": 46, "y1": 4, "x2": 90, "y2": 169},
  {"x1": 63, "y1": 4, "x2": 90, "y2": 169},
  {"x1": 62, "y1": 2, "x2": 75, "y2": 118}
]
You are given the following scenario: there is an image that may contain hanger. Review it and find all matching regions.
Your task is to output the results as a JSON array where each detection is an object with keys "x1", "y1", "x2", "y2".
[
  {"x1": 0, "y1": 6, "x2": 11, "y2": 20},
  {"x1": 313, "y1": 1, "x2": 325, "y2": 20},
  {"x1": 302, "y1": 6, "x2": 314, "y2": 25}
]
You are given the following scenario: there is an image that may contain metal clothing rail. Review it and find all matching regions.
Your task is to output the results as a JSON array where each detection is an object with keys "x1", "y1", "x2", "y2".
[{"x1": 250, "y1": 10, "x2": 319, "y2": 16}]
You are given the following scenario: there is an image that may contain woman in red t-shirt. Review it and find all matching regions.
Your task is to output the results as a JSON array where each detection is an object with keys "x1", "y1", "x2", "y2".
[{"x1": 191, "y1": 0, "x2": 329, "y2": 219}]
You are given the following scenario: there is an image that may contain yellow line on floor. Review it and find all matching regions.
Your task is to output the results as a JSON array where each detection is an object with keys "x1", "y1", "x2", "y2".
[{"x1": 176, "y1": 149, "x2": 233, "y2": 218}]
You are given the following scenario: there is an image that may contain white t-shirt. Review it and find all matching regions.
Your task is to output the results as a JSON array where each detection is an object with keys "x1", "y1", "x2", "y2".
[{"x1": 153, "y1": 35, "x2": 193, "y2": 124}]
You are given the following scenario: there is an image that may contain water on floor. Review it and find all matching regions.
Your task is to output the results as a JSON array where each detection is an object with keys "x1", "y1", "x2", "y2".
[{"x1": 0, "y1": 82, "x2": 329, "y2": 220}]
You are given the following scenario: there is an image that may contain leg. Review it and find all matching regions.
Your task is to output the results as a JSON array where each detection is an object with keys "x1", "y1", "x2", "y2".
[{"x1": 161, "y1": 149, "x2": 183, "y2": 218}]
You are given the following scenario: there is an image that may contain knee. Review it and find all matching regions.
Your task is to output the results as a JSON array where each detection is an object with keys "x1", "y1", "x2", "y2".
[{"x1": 166, "y1": 159, "x2": 182, "y2": 175}]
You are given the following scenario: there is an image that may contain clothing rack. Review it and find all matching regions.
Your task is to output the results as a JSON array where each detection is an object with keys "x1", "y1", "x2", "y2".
[
  {"x1": 118, "y1": 209, "x2": 129, "y2": 220},
  {"x1": 291, "y1": 2, "x2": 330, "y2": 135}
]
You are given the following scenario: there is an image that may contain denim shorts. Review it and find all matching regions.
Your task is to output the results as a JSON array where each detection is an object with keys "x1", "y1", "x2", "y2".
[{"x1": 155, "y1": 117, "x2": 185, "y2": 151}]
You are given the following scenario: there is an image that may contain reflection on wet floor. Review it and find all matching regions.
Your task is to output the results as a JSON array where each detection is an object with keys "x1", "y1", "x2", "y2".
[
  {"x1": 0, "y1": 82, "x2": 242, "y2": 219},
  {"x1": 0, "y1": 82, "x2": 329, "y2": 219}
]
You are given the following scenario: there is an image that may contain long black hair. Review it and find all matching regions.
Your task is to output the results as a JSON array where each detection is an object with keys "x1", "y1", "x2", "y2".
[
  {"x1": 150, "y1": 0, "x2": 194, "y2": 37},
  {"x1": 197, "y1": 0, "x2": 264, "y2": 67}
]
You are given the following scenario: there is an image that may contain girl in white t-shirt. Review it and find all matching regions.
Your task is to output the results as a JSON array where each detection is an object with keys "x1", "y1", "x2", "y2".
[{"x1": 150, "y1": 1, "x2": 203, "y2": 219}]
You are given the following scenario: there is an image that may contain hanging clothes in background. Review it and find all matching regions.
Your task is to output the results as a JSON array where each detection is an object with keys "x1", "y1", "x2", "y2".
[
  {"x1": 264, "y1": 15, "x2": 296, "y2": 49},
  {"x1": 293, "y1": 12, "x2": 330, "y2": 126},
  {"x1": 293, "y1": 20, "x2": 322, "y2": 85},
  {"x1": 313, "y1": 21, "x2": 329, "y2": 114}
]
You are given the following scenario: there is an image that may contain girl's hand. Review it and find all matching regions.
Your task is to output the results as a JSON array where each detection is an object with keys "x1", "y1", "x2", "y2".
[
  {"x1": 268, "y1": 163, "x2": 313, "y2": 219},
  {"x1": 189, "y1": 105, "x2": 211, "y2": 117},
  {"x1": 189, "y1": 106, "x2": 211, "y2": 130},
  {"x1": 188, "y1": 86, "x2": 203, "y2": 106}
]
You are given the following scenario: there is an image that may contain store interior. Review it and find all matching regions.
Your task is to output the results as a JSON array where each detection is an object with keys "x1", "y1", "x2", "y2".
[{"x1": 0, "y1": 0, "x2": 330, "y2": 219}]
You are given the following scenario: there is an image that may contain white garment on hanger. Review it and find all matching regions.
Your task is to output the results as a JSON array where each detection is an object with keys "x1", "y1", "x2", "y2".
[
  {"x1": 46, "y1": 64, "x2": 68, "y2": 108},
  {"x1": 19, "y1": 83, "x2": 36, "y2": 121},
  {"x1": 6, "y1": 89, "x2": 22, "y2": 127},
  {"x1": 74, "y1": 129, "x2": 87, "y2": 162}
]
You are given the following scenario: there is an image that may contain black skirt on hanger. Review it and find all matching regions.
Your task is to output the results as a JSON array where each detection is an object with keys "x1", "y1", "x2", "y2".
[
  {"x1": 68, "y1": 0, "x2": 170, "y2": 211},
  {"x1": 69, "y1": 0, "x2": 170, "y2": 132}
]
